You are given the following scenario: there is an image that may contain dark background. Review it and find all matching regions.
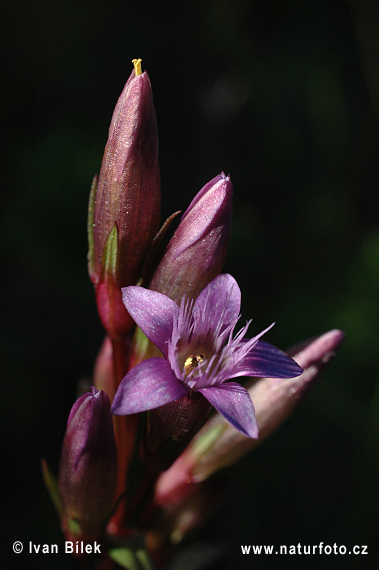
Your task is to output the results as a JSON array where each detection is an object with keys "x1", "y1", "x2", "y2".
[{"x1": 1, "y1": 1, "x2": 378, "y2": 568}]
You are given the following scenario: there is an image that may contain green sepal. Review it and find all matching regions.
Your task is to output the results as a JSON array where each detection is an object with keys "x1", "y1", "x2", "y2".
[
  {"x1": 87, "y1": 175, "x2": 98, "y2": 282},
  {"x1": 41, "y1": 459, "x2": 63, "y2": 517},
  {"x1": 102, "y1": 223, "x2": 119, "y2": 283},
  {"x1": 66, "y1": 517, "x2": 82, "y2": 537},
  {"x1": 134, "y1": 327, "x2": 149, "y2": 359},
  {"x1": 109, "y1": 547, "x2": 154, "y2": 570}
]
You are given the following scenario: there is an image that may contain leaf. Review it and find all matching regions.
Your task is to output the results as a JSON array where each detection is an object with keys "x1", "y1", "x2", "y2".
[
  {"x1": 102, "y1": 223, "x2": 119, "y2": 282},
  {"x1": 41, "y1": 459, "x2": 62, "y2": 516},
  {"x1": 87, "y1": 175, "x2": 98, "y2": 283},
  {"x1": 109, "y1": 547, "x2": 154, "y2": 570}
]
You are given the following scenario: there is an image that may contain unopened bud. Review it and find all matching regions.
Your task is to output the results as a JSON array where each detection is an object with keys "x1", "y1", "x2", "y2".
[
  {"x1": 59, "y1": 387, "x2": 117, "y2": 541},
  {"x1": 88, "y1": 60, "x2": 161, "y2": 339}
]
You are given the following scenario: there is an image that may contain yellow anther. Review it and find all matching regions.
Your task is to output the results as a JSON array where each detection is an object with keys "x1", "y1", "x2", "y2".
[
  {"x1": 184, "y1": 353, "x2": 204, "y2": 376},
  {"x1": 132, "y1": 58, "x2": 142, "y2": 76}
]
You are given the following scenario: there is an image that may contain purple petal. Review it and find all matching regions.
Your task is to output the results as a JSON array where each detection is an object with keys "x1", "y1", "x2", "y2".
[
  {"x1": 193, "y1": 274, "x2": 241, "y2": 331},
  {"x1": 112, "y1": 358, "x2": 187, "y2": 415},
  {"x1": 122, "y1": 286, "x2": 177, "y2": 358},
  {"x1": 173, "y1": 174, "x2": 232, "y2": 258},
  {"x1": 231, "y1": 339, "x2": 303, "y2": 379},
  {"x1": 181, "y1": 172, "x2": 230, "y2": 219},
  {"x1": 198, "y1": 382, "x2": 258, "y2": 438}
]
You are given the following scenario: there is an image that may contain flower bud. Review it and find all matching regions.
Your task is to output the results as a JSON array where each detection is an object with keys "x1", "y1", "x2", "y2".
[
  {"x1": 149, "y1": 172, "x2": 232, "y2": 301},
  {"x1": 88, "y1": 59, "x2": 161, "y2": 339},
  {"x1": 155, "y1": 329, "x2": 344, "y2": 506},
  {"x1": 59, "y1": 387, "x2": 117, "y2": 542},
  {"x1": 126, "y1": 173, "x2": 233, "y2": 368}
]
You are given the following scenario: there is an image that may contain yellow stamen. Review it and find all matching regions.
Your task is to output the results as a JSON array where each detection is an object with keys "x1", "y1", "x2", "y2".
[
  {"x1": 184, "y1": 353, "x2": 204, "y2": 376},
  {"x1": 132, "y1": 58, "x2": 142, "y2": 76}
]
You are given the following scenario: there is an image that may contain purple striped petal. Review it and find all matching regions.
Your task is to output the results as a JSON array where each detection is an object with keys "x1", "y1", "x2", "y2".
[
  {"x1": 193, "y1": 274, "x2": 241, "y2": 330},
  {"x1": 181, "y1": 172, "x2": 229, "y2": 219},
  {"x1": 122, "y1": 286, "x2": 177, "y2": 358},
  {"x1": 231, "y1": 340, "x2": 303, "y2": 379},
  {"x1": 111, "y1": 358, "x2": 187, "y2": 415},
  {"x1": 173, "y1": 174, "x2": 232, "y2": 258},
  {"x1": 198, "y1": 382, "x2": 258, "y2": 438}
]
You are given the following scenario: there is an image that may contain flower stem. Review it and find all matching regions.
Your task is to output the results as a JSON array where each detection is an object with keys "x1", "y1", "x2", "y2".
[{"x1": 107, "y1": 336, "x2": 139, "y2": 535}]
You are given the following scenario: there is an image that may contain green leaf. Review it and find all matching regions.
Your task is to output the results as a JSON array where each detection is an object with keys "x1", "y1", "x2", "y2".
[
  {"x1": 87, "y1": 175, "x2": 98, "y2": 281},
  {"x1": 41, "y1": 459, "x2": 63, "y2": 516},
  {"x1": 109, "y1": 547, "x2": 154, "y2": 570},
  {"x1": 102, "y1": 223, "x2": 119, "y2": 283}
]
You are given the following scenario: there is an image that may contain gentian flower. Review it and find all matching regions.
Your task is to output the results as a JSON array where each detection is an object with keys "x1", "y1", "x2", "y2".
[{"x1": 112, "y1": 273, "x2": 303, "y2": 438}]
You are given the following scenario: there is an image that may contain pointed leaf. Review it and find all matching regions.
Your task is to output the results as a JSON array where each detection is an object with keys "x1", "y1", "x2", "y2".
[
  {"x1": 41, "y1": 459, "x2": 63, "y2": 516},
  {"x1": 109, "y1": 547, "x2": 153, "y2": 570},
  {"x1": 102, "y1": 223, "x2": 119, "y2": 283},
  {"x1": 87, "y1": 175, "x2": 98, "y2": 283}
]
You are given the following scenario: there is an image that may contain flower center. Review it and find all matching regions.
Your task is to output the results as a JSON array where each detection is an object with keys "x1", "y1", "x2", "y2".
[{"x1": 183, "y1": 353, "x2": 205, "y2": 377}]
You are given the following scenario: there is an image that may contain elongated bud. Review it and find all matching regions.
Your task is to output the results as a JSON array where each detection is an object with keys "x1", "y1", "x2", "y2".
[
  {"x1": 88, "y1": 60, "x2": 161, "y2": 339},
  {"x1": 149, "y1": 172, "x2": 232, "y2": 300},
  {"x1": 59, "y1": 387, "x2": 117, "y2": 543},
  {"x1": 155, "y1": 329, "x2": 344, "y2": 506},
  {"x1": 128, "y1": 173, "x2": 233, "y2": 366}
]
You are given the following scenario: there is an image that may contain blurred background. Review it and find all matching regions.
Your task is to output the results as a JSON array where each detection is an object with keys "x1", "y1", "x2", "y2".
[{"x1": 1, "y1": 1, "x2": 378, "y2": 568}]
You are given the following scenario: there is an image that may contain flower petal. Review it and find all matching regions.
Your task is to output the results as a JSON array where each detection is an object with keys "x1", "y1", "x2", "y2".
[
  {"x1": 181, "y1": 172, "x2": 229, "y2": 220},
  {"x1": 173, "y1": 174, "x2": 232, "y2": 258},
  {"x1": 198, "y1": 382, "x2": 258, "y2": 438},
  {"x1": 122, "y1": 286, "x2": 177, "y2": 358},
  {"x1": 230, "y1": 339, "x2": 303, "y2": 379},
  {"x1": 111, "y1": 358, "x2": 187, "y2": 415},
  {"x1": 193, "y1": 274, "x2": 241, "y2": 333}
]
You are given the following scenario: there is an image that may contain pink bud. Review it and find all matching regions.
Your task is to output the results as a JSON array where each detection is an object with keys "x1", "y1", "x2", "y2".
[{"x1": 88, "y1": 61, "x2": 161, "y2": 339}]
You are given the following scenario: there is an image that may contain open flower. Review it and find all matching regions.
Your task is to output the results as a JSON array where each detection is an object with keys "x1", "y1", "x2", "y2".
[{"x1": 112, "y1": 274, "x2": 302, "y2": 438}]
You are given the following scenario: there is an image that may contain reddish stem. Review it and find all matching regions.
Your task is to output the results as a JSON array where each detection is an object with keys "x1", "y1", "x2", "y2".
[{"x1": 107, "y1": 336, "x2": 139, "y2": 535}]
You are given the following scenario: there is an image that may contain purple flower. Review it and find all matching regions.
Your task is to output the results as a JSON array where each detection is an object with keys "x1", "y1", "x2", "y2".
[{"x1": 112, "y1": 274, "x2": 302, "y2": 438}]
